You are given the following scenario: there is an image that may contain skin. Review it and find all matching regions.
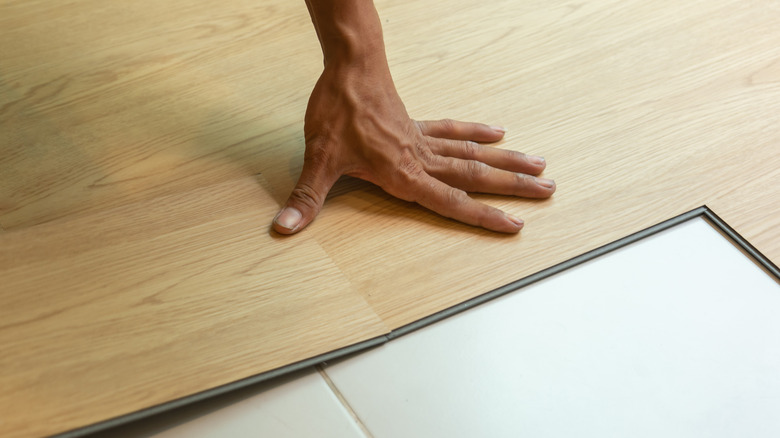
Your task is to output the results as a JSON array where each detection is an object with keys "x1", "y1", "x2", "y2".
[{"x1": 272, "y1": 0, "x2": 555, "y2": 235}]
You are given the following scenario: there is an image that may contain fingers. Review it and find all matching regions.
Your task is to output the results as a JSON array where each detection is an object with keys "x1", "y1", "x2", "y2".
[
  {"x1": 272, "y1": 159, "x2": 339, "y2": 235},
  {"x1": 393, "y1": 172, "x2": 525, "y2": 234},
  {"x1": 428, "y1": 138, "x2": 547, "y2": 175},
  {"x1": 416, "y1": 119, "x2": 506, "y2": 143},
  {"x1": 425, "y1": 155, "x2": 556, "y2": 198}
]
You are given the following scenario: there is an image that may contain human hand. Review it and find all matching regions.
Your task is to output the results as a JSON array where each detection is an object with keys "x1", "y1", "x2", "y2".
[{"x1": 272, "y1": 61, "x2": 555, "y2": 235}]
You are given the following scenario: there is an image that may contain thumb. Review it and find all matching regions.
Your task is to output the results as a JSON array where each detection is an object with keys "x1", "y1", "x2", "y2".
[{"x1": 272, "y1": 161, "x2": 337, "y2": 235}]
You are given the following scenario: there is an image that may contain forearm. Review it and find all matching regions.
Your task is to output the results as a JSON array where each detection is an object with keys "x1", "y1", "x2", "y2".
[{"x1": 304, "y1": 0, "x2": 388, "y2": 70}]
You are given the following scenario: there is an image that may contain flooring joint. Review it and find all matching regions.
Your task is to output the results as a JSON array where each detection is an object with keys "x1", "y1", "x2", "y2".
[
  {"x1": 388, "y1": 206, "x2": 710, "y2": 340},
  {"x1": 51, "y1": 206, "x2": 780, "y2": 438}
]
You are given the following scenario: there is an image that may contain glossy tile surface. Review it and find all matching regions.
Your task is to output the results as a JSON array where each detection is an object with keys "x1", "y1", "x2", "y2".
[
  {"x1": 324, "y1": 218, "x2": 780, "y2": 437},
  {"x1": 90, "y1": 369, "x2": 366, "y2": 438}
]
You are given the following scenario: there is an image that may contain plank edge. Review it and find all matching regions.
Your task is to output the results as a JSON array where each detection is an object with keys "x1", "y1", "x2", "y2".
[
  {"x1": 55, "y1": 334, "x2": 390, "y2": 438},
  {"x1": 59, "y1": 205, "x2": 780, "y2": 438},
  {"x1": 389, "y1": 205, "x2": 779, "y2": 340}
]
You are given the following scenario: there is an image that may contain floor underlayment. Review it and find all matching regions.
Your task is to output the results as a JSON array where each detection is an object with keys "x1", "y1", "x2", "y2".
[{"x1": 1, "y1": 0, "x2": 778, "y2": 436}]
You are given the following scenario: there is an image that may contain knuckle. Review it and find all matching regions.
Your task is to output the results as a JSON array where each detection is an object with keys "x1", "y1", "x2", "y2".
[
  {"x1": 466, "y1": 160, "x2": 490, "y2": 179},
  {"x1": 475, "y1": 210, "x2": 490, "y2": 229},
  {"x1": 503, "y1": 149, "x2": 524, "y2": 165},
  {"x1": 445, "y1": 188, "x2": 467, "y2": 209},
  {"x1": 396, "y1": 151, "x2": 426, "y2": 184},
  {"x1": 415, "y1": 139, "x2": 434, "y2": 163},
  {"x1": 462, "y1": 141, "x2": 479, "y2": 160},
  {"x1": 290, "y1": 183, "x2": 324, "y2": 211},
  {"x1": 440, "y1": 118, "x2": 455, "y2": 130},
  {"x1": 303, "y1": 144, "x2": 332, "y2": 173},
  {"x1": 439, "y1": 118, "x2": 460, "y2": 136},
  {"x1": 514, "y1": 172, "x2": 532, "y2": 189}
]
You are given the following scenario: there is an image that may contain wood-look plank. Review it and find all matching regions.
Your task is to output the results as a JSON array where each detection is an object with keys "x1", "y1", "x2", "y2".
[
  {"x1": 0, "y1": 177, "x2": 388, "y2": 438},
  {"x1": 0, "y1": 0, "x2": 778, "y2": 436},
  {"x1": 310, "y1": 0, "x2": 780, "y2": 327},
  {"x1": 0, "y1": 0, "x2": 320, "y2": 229}
]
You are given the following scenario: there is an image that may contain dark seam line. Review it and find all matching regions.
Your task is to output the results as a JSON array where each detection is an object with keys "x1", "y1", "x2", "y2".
[
  {"x1": 702, "y1": 208, "x2": 780, "y2": 278},
  {"x1": 55, "y1": 334, "x2": 390, "y2": 438},
  {"x1": 60, "y1": 204, "x2": 780, "y2": 437},
  {"x1": 389, "y1": 206, "x2": 709, "y2": 339},
  {"x1": 58, "y1": 207, "x2": 708, "y2": 437}
]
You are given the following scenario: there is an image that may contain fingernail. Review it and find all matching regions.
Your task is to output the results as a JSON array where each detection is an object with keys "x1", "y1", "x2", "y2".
[
  {"x1": 536, "y1": 178, "x2": 555, "y2": 189},
  {"x1": 274, "y1": 207, "x2": 302, "y2": 231},
  {"x1": 529, "y1": 155, "x2": 545, "y2": 166},
  {"x1": 506, "y1": 213, "x2": 524, "y2": 228},
  {"x1": 490, "y1": 125, "x2": 507, "y2": 133}
]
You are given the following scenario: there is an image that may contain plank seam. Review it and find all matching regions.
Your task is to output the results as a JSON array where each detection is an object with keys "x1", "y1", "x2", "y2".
[
  {"x1": 388, "y1": 206, "x2": 710, "y2": 339},
  {"x1": 57, "y1": 205, "x2": 780, "y2": 437},
  {"x1": 54, "y1": 334, "x2": 389, "y2": 438}
]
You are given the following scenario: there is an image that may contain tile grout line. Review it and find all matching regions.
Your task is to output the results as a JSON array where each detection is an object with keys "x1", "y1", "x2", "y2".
[
  {"x1": 56, "y1": 336, "x2": 389, "y2": 438},
  {"x1": 317, "y1": 365, "x2": 375, "y2": 438}
]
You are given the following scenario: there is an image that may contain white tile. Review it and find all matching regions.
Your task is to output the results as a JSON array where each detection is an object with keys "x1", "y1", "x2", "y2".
[
  {"x1": 324, "y1": 218, "x2": 780, "y2": 438},
  {"x1": 89, "y1": 368, "x2": 366, "y2": 438}
]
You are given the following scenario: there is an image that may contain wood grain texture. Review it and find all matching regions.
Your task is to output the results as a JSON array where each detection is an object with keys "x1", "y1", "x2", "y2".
[
  {"x1": 0, "y1": 0, "x2": 320, "y2": 228},
  {"x1": 309, "y1": 0, "x2": 780, "y2": 327},
  {"x1": 0, "y1": 177, "x2": 388, "y2": 438},
  {"x1": 0, "y1": 0, "x2": 778, "y2": 436}
]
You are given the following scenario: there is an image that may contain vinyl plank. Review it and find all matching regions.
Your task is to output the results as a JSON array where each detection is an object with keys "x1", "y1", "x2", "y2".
[
  {"x1": 0, "y1": 176, "x2": 387, "y2": 438},
  {"x1": 0, "y1": 0, "x2": 778, "y2": 436},
  {"x1": 311, "y1": 0, "x2": 780, "y2": 328},
  {"x1": 0, "y1": 0, "x2": 320, "y2": 228}
]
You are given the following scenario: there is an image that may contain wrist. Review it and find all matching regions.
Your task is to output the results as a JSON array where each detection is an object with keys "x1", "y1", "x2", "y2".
[
  {"x1": 321, "y1": 28, "x2": 385, "y2": 69},
  {"x1": 307, "y1": 1, "x2": 388, "y2": 69}
]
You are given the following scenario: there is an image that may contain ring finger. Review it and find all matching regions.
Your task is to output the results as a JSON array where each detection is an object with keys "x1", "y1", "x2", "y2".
[{"x1": 425, "y1": 154, "x2": 556, "y2": 198}]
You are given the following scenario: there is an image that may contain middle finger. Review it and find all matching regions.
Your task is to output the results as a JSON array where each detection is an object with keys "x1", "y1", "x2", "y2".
[{"x1": 427, "y1": 138, "x2": 547, "y2": 175}]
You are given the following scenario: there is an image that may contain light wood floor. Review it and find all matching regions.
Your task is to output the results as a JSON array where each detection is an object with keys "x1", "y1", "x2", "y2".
[{"x1": 1, "y1": 0, "x2": 778, "y2": 437}]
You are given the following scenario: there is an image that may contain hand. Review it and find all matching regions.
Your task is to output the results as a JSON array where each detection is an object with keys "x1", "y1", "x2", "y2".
[{"x1": 272, "y1": 61, "x2": 555, "y2": 235}]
